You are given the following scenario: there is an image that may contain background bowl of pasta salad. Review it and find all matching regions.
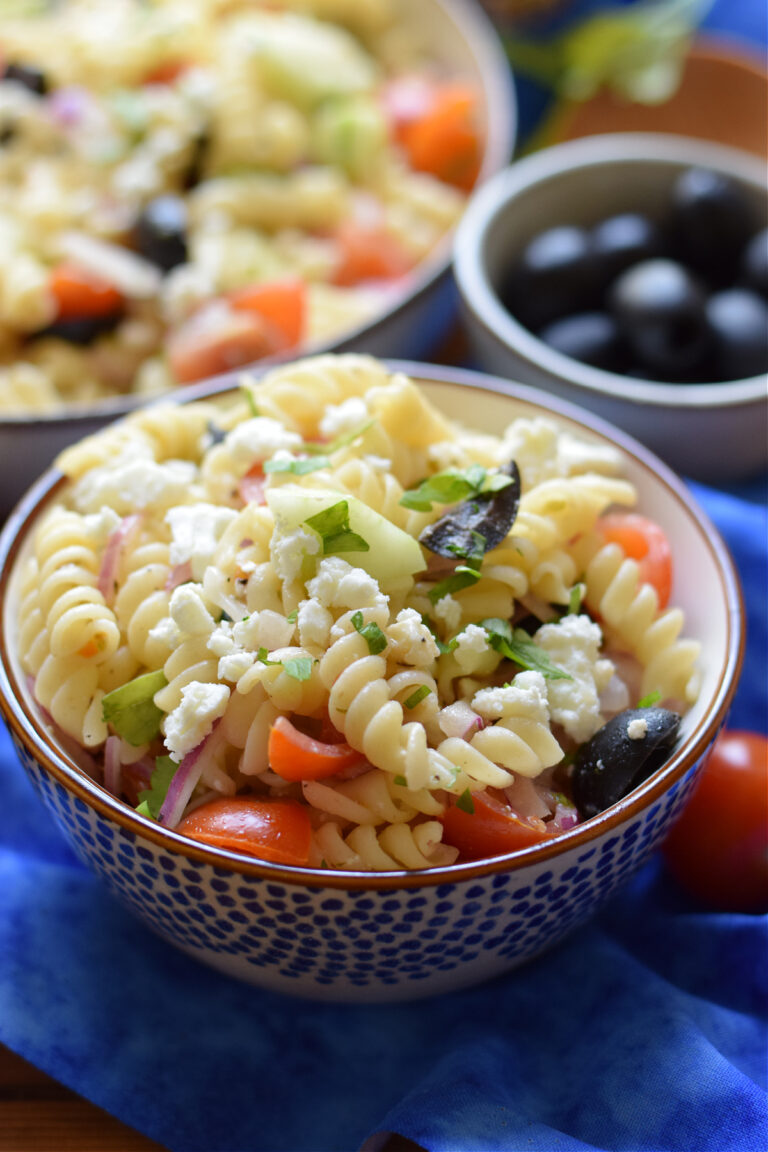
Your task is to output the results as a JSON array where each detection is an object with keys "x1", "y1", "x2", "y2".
[
  {"x1": 0, "y1": 355, "x2": 743, "y2": 1001},
  {"x1": 454, "y1": 133, "x2": 768, "y2": 483},
  {"x1": 0, "y1": 0, "x2": 515, "y2": 516}
]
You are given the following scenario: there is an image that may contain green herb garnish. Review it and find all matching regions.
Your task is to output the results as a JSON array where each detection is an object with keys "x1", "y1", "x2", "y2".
[
  {"x1": 304, "y1": 500, "x2": 369, "y2": 555},
  {"x1": 421, "y1": 615, "x2": 458, "y2": 655},
  {"x1": 241, "y1": 384, "x2": 259, "y2": 418},
  {"x1": 102, "y1": 670, "x2": 168, "y2": 746},
  {"x1": 351, "y1": 610, "x2": 387, "y2": 655},
  {"x1": 480, "y1": 618, "x2": 572, "y2": 681},
  {"x1": 455, "y1": 789, "x2": 475, "y2": 815},
  {"x1": 568, "y1": 585, "x2": 583, "y2": 615},
  {"x1": 404, "y1": 685, "x2": 431, "y2": 710},
  {"x1": 286, "y1": 609, "x2": 298, "y2": 623},
  {"x1": 302, "y1": 419, "x2": 375, "y2": 456},
  {"x1": 427, "y1": 561, "x2": 482, "y2": 605},
  {"x1": 400, "y1": 465, "x2": 512, "y2": 512},
  {"x1": 393, "y1": 775, "x2": 407, "y2": 787},
  {"x1": 255, "y1": 648, "x2": 313, "y2": 681},
  {"x1": 263, "y1": 456, "x2": 330, "y2": 476},
  {"x1": 637, "y1": 690, "x2": 662, "y2": 708}
]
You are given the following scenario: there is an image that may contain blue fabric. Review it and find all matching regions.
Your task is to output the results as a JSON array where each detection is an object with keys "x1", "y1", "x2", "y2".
[
  {"x1": 2, "y1": 3, "x2": 767, "y2": 1149},
  {"x1": 1, "y1": 492, "x2": 766, "y2": 1152}
]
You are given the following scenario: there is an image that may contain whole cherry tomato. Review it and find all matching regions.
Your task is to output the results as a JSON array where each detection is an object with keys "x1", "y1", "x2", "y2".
[{"x1": 662, "y1": 730, "x2": 768, "y2": 912}]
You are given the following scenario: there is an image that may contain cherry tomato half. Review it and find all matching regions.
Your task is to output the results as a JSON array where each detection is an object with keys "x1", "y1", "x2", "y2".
[
  {"x1": 176, "y1": 797, "x2": 312, "y2": 866},
  {"x1": 662, "y1": 730, "x2": 768, "y2": 912},
  {"x1": 597, "y1": 512, "x2": 673, "y2": 609},
  {"x1": 440, "y1": 790, "x2": 556, "y2": 861}
]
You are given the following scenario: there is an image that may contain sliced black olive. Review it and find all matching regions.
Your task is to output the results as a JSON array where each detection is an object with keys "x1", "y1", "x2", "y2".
[
  {"x1": 668, "y1": 167, "x2": 756, "y2": 284},
  {"x1": 2, "y1": 62, "x2": 48, "y2": 97},
  {"x1": 538, "y1": 311, "x2": 626, "y2": 371},
  {"x1": 206, "y1": 420, "x2": 227, "y2": 446},
  {"x1": 502, "y1": 226, "x2": 598, "y2": 331},
  {"x1": 609, "y1": 258, "x2": 710, "y2": 378},
  {"x1": 705, "y1": 288, "x2": 768, "y2": 380},
  {"x1": 418, "y1": 460, "x2": 520, "y2": 560},
  {"x1": 133, "y1": 195, "x2": 188, "y2": 272},
  {"x1": 741, "y1": 228, "x2": 768, "y2": 298},
  {"x1": 37, "y1": 313, "x2": 123, "y2": 345},
  {"x1": 572, "y1": 707, "x2": 681, "y2": 820},
  {"x1": 183, "y1": 129, "x2": 210, "y2": 190}
]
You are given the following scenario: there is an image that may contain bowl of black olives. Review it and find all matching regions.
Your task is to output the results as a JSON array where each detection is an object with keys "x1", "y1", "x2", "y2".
[{"x1": 454, "y1": 134, "x2": 768, "y2": 483}]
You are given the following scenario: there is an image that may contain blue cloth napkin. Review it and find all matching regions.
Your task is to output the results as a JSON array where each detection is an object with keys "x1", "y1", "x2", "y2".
[{"x1": 1, "y1": 482, "x2": 766, "y2": 1152}]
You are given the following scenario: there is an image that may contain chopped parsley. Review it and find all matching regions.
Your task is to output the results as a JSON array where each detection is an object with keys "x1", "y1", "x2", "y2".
[
  {"x1": 480, "y1": 618, "x2": 572, "y2": 681},
  {"x1": 286, "y1": 609, "x2": 298, "y2": 624},
  {"x1": 102, "y1": 670, "x2": 168, "y2": 746},
  {"x1": 455, "y1": 788, "x2": 475, "y2": 815},
  {"x1": 427, "y1": 559, "x2": 482, "y2": 605},
  {"x1": 304, "y1": 500, "x2": 369, "y2": 555},
  {"x1": 568, "y1": 585, "x2": 583, "y2": 615},
  {"x1": 400, "y1": 465, "x2": 512, "y2": 512},
  {"x1": 420, "y1": 615, "x2": 458, "y2": 655},
  {"x1": 137, "y1": 755, "x2": 177, "y2": 820},
  {"x1": 302, "y1": 419, "x2": 375, "y2": 457},
  {"x1": 255, "y1": 648, "x2": 313, "y2": 681},
  {"x1": 637, "y1": 690, "x2": 662, "y2": 708},
  {"x1": 240, "y1": 384, "x2": 259, "y2": 418},
  {"x1": 393, "y1": 775, "x2": 407, "y2": 787},
  {"x1": 263, "y1": 456, "x2": 330, "y2": 476},
  {"x1": 404, "y1": 685, "x2": 432, "y2": 709},
  {"x1": 351, "y1": 610, "x2": 387, "y2": 655}
]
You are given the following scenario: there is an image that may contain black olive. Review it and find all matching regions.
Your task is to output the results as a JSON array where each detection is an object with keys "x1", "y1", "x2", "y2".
[
  {"x1": 183, "y1": 129, "x2": 210, "y2": 190},
  {"x1": 538, "y1": 312, "x2": 626, "y2": 371},
  {"x1": 705, "y1": 288, "x2": 768, "y2": 380},
  {"x1": 133, "y1": 195, "x2": 188, "y2": 272},
  {"x1": 419, "y1": 460, "x2": 520, "y2": 560},
  {"x1": 502, "y1": 225, "x2": 597, "y2": 331},
  {"x1": 37, "y1": 313, "x2": 123, "y2": 345},
  {"x1": 741, "y1": 228, "x2": 768, "y2": 298},
  {"x1": 592, "y1": 212, "x2": 662, "y2": 289},
  {"x1": 609, "y1": 258, "x2": 710, "y2": 378},
  {"x1": 668, "y1": 167, "x2": 756, "y2": 284},
  {"x1": 2, "y1": 62, "x2": 48, "y2": 97},
  {"x1": 572, "y1": 707, "x2": 681, "y2": 820}
]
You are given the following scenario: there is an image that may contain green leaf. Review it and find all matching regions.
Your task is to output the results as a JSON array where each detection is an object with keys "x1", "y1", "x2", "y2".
[
  {"x1": 302, "y1": 419, "x2": 375, "y2": 456},
  {"x1": 304, "y1": 500, "x2": 369, "y2": 555},
  {"x1": 135, "y1": 800, "x2": 154, "y2": 820},
  {"x1": 455, "y1": 789, "x2": 475, "y2": 815},
  {"x1": 404, "y1": 685, "x2": 431, "y2": 710},
  {"x1": 286, "y1": 609, "x2": 298, "y2": 623},
  {"x1": 102, "y1": 670, "x2": 168, "y2": 746},
  {"x1": 638, "y1": 690, "x2": 662, "y2": 708},
  {"x1": 428, "y1": 564, "x2": 482, "y2": 605},
  {"x1": 137, "y1": 755, "x2": 177, "y2": 820},
  {"x1": 393, "y1": 775, "x2": 407, "y2": 787},
  {"x1": 241, "y1": 384, "x2": 259, "y2": 418},
  {"x1": 263, "y1": 456, "x2": 330, "y2": 476},
  {"x1": 480, "y1": 620, "x2": 572, "y2": 681},
  {"x1": 282, "y1": 657, "x2": 313, "y2": 682},
  {"x1": 351, "y1": 610, "x2": 387, "y2": 655},
  {"x1": 568, "y1": 585, "x2": 583, "y2": 615},
  {"x1": 421, "y1": 615, "x2": 458, "y2": 655},
  {"x1": 400, "y1": 465, "x2": 513, "y2": 512}
]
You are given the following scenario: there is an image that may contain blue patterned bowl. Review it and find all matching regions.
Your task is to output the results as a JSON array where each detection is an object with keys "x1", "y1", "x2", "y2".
[{"x1": 0, "y1": 365, "x2": 743, "y2": 1002}]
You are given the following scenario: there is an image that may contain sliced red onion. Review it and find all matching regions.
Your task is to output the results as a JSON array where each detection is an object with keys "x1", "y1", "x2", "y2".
[
  {"x1": 103, "y1": 736, "x2": 122, "y2": 797},
  {"x1": 48, "y1": 86, "x2": 90, "y2": 126},
  {"x1": 438, "y1": 700, "x2": 485, "y2": 740},
  {"x1": 503, "y1": 776, "x2": 551, "y2": 822},
  {"x1": 158, "y1": 722, "x2": 221, "y2": 828},
  {"x1": 98, "y1": 514, "x2": 141, "y2": 604},
  {"x1": 553, "y1": 801, "x2": 579, "y2": 831},
  {"x1": 238, "y1": 470, "x2": 266, "y2": 506},
  {"x1": 165, "y1": 560, "x2": 192, "y2": 592}
]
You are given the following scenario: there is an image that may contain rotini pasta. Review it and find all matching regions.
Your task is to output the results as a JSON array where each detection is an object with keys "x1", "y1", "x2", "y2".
[
  {"x1": 16, "y1": 355, "x2": 701, "y2": 871},
  {"x1": 0, "y1": 0, "x2": 480, "y2": 414}
]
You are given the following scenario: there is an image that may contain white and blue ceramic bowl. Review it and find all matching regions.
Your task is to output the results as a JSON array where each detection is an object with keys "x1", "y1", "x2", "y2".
[
  {"x1": 0, "y1": 364, "x2": 743, "y2": 1002},
  {"x1": 0, "y1": 0, "x2": 515, "y2": 519}
]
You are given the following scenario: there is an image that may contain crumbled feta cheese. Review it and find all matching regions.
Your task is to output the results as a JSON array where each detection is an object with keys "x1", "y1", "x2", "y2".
[
  {"x1": 533, "y1": 614, "x2": 614, "y2": 743},
  {"x1": 169, "y1": 583, "x2": 216, "y2": 637},
  {"x1": 306, "y1": 557, "x2": 387, "y2": 611},
  {"x1": 472, "y1": 671, "x2": 550, "y2": 722},
  {"x1": 628, "y1": 717, "x2": 649, "y2": 740},
  {"x1": 453, "y1": 624, "x2": 491, "y2": 673},
  {"x1": 73, "y1": 457, "x2": 196, "y2": 516},
  {"x1": 363, "y1": 454, "x2": 391, "y2": 472},
  {"x1": 433, "y1": 593, "x2": 461, "y2": 633},
  {"x1": 218, "y1": 651, "x2": 256, "y2": 684},
  {"x1": 271, "y1": 526, "x2": 321, "y2": 584},
  {"x1": 501, "y1": 418, "x2": 560, "y2": 489},
  {"x1": 207, "y1": 621, "x2": 237, "y2": 658},
  {"x1": 166, "y1": 503, "x2": 238, "y2": 582},
  {"x1": 558, "y1": 432, "x2": 622, "y2": 477},
  {"x1": 163, "y1": 681, "x2": 230, "y2": 763},
  {"x1": 250, "y1": 609, "x2": 295, "y2": 651},
  {"x1": 148, "y1": 615, "x2": 182, "y2": 650},
  {"x1": 297, "y1": 598, "x2": 333, "y2": 649},
  {"x1": 84, "y1": 506, "x2": 122, "y2": 545},
  {"x1": 225, "y1": 417, "x2": 302, "y2": 469},
  {"x1": 319, "y1": 396, "x2": 369, "y2": 440},
  {"x1": 387, "y1": 608, "x2": 440, "y2": 667}
]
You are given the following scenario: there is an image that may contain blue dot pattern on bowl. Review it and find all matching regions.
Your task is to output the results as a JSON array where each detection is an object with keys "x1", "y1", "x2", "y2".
[{"x1": 12, "y1": 733, "x2": 702, "y2": 1001}]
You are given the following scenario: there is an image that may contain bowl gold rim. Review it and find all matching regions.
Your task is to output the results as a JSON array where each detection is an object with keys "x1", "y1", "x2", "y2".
[
  {"x1": 0, "y1": 362, "x2": 745, "y2": 890},
  {"x1": 0, "y1": 0, "x2": 516, "y2": 432}
]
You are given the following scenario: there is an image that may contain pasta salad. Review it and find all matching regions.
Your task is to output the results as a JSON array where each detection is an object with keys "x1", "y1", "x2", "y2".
[
  {"x1": 0, "y1": 0, "x2": 479, "y2": 413},
  {"x1": 17, "y1": 355, "x2": 701, "y2": 870}
]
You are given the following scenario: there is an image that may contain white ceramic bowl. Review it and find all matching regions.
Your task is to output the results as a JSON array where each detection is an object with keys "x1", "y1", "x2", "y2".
[
  {"x1": 454, "y1": 133, "x2": 768, "y2": 483},
  {"x1": 0, "y1": 362, "x2": 743, "y2": 1002},
  {"x1": 0, "y1": 0, "x2": 515, "y2": 519}
]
